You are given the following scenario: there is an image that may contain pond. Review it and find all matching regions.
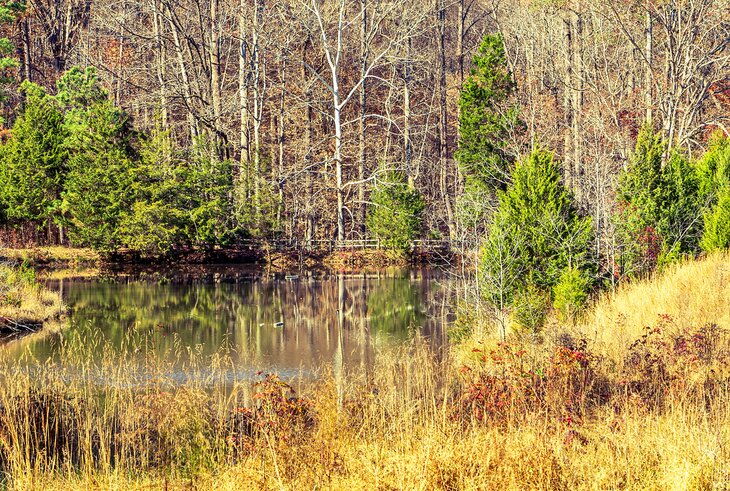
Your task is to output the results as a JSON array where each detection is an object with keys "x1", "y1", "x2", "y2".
[{"x1": 1, "y1": 266, "x2": 455, "y2": 383}]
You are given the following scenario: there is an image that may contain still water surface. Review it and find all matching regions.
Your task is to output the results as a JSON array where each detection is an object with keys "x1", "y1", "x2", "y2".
[{"x1": 2, "y1": 267, "x2": 453, "y2": 381}]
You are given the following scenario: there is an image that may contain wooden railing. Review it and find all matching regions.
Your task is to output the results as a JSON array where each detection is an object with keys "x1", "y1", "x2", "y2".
[{"x1": 233, "y1": 238, "x2": 471, "y2": 252}]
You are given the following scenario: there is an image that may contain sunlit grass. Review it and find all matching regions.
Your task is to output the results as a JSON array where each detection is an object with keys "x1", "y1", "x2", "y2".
[
  {"x1": 0, "y1": 263, "x2": 63, "y2": 328},
  {"x1": 0, "y1": 247, "x2": 100, "y2": 267},
  {"x1": 579, "y1": 251, "x2": 730, "y2": 359}
]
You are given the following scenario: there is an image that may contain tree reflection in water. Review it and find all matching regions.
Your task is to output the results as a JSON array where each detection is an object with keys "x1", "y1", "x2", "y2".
[{"x1": 5, "y1": 268, "x2": 453, "y2": 382}]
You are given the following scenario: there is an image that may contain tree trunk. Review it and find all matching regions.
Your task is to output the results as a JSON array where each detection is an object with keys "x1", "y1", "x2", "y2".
[
  {"x1": 252, "y1": 0, "x2": 263, "y2": 216},
  {"x1": 457, "y1": 0, "x2": 465, "y2": 86},
  {"x1": 239, "y1": 0, "x2": 251, "y2": 195},
  {"x1": 210, "y1": 0, "x2": 222, "y2": 156},
  {"x1": 403, "y1": 36, "x2": 413, "y2": 187},
  {"x1": 152, "y1": 2, "x2": 168, "y2": 128},
  {"x1": 562, "y1": 13, "x2": 574, "y2": 192},
  {"x1": 436, "y1": 0, "x2": 454, "y2": 238},
  {"x1": 644, "y1": 6, "x2": 653, "y2": 123},
  {"x1": 115, "y1": 33, "x2": 124, "y2": 105},
  {"x1": 21, "y1": 18, "x2": 31, "y2": 82},
  {"x1": 358, "y1": 0, "x2": 368, "y2": 237},
  {"x1": 572, "y1": 11, "x2": 583, "y2": 204},
  {"x1": 335, "y1": 94, "x2": 345, "y2": 242},
  {"x1": 277, "y1": 57, "x2": 286, "y2": 228},
  {"x1": 168, "y1": 9, "x2": 197, "y2": 143},
  {"x1": 303, "y1": 40, "x2": 315, "y2": 246}
]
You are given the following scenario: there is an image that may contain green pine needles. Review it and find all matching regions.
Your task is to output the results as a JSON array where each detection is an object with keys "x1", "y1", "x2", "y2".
[
  {"x1": 366, "y1": 171, "x2": 426, "y2": 251},
  {"x1": 698, "y1": 134, "x2": 730, "y2": 253},
  {"x1": 0, "y1": 66, "x2": 243, "y2": 257},
  {"x1": 0, "y1": 81, "x2": 67, "y2": 230},
  {"x1": 456, "y1": 33, "x2": 518, "y2": 190},
  {"x1": 0, "y1": 0, "x2": 24, "y2": 117},
  {"x1": 455, "y1": 33, "x2": 520, "y2": 242},
  {"x1": 480, "y1": 149, "x2": 595, "y2": 332},
  {"x1": 60, "y1": 68, "x2": 138, "y2": 252},
  {"x1": 614, "y1": 124, "x2": 724, "y2": 277}
]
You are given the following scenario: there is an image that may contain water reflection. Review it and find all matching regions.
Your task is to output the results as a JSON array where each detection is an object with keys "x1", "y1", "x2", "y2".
[{"x1": 1, "y1": 268, "x2": 452, "y2": 380}]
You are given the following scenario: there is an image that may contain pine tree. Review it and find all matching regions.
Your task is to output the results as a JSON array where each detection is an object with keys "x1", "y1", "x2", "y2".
[
  {"x1": 481, "y1": 149, "x2": 594, "y2": 330},
  {"x1": 615, "y1": 123, "x2": 705, "y2": 274},
  {"x1": 701, "y1": 189, "x2": 730, "y2": 252},
  {"x1": 696, "y1": 132, "x2": 730, "y2": 200},
  {"x1": 617, "y1": 123, "x2": 664, "y2": 225},
  {"x1": 0, "y1": 81, "x2": 67, "y2": 233},
  {"x1": 657, "y1": 152, "x2": 702, "y2": 261},
  {"x1": 59, "y1": 67, "x2": 137, "y2": 252},
  {"x1": 0, "y1": 0, "x2": 24, "y2": 120},
  {"x1": 456, "y1": 33, "x2": 517, "y2": 189},
  {"x1": 179, "y1": 139, "x2": 238, "y2": 247},
  {"x1": 697, "y1": 133, "x2": 730, "y2": 253},
  {"x1": 117, "y1": 126, "x2": 187, "y2": 256},
  {"x1": 455, "y1": 33, "x2": 520, "y2": 241},
  {"x1": 366, "y1": 172, "x2": 426, "y2": 251}
]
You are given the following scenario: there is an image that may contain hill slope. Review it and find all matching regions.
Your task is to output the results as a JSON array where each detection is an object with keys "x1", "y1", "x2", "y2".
[{"x1": 581, "y1": 252, "x2": 730, "y2": 357}]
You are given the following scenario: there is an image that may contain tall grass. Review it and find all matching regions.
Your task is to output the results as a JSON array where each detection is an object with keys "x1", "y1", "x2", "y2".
[
  {"x1": 0, "y1": 263, "x2": 62, "y2": 329},
  {"x1": 579, "y1": 251, "x2": 730, "y2": 359},
  {"x1": 0, "y1": 253, "x2": 728, "y2": 489}
]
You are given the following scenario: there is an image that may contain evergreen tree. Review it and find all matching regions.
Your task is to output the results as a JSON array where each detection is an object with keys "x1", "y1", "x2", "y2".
[
  {"x1": 617, "y1": 123, "x2": 664, "y2": 226},
  {"x1": 552, "y1": 266, "x2": 592, "y2": 324},
  {"x1": 615, "y1": 124, "x2": 705, "y2": 274},
  {"x1": 234, "y1": 173, "x2": 279, "y2": 240},
  {"x1": 613, "y1": 124, "x2": 665, "y2": 276},
  {"x1": 178, "y1": 140, "x2": 238, "y2": 247},
  {"x1": 657, "y1": 152, "x2": 702, "y2": 261},
  {"x1": 455, "y1": 33, "x2": 519, "y2": 241},
  {"x1": 701, "y1": 189, "x2": 730, "y2": 252},
  {"x1": 696, "y1": 132, "x2": 730, "y2": 200},
  {"x1": 481, "y1": 149, "x2": 594, "y2": 330},
  {"x1": 118, "y1": 130, "x2": 241, "y2": 255},
  {"x1": 118, "y1": 127, "x2": 187, "y2": 256},
  {"x1": 0, "y1": 2, "x2": 21, "y2": 66},
  {"x1": 59, "y1": 67, "x2": 137, "y2": 252},
  {"x1": 366, "y1": 171, "x2": 426, "y2": 251},
  {"x1": 697, "y1": 133, "x2": 730, "y2": 253},
  {"x1": 0, "y1": 0, "x2": 24, "y2": 120},
  {"x1": 56, "y1": 66, "x2": 109, "y2": 113},
  {"x1": 456, "y1": 33, "x2": 518, "y2": 189},
  {"x1": 0, "y1": 81, "x2": 67, "y2": 232}
]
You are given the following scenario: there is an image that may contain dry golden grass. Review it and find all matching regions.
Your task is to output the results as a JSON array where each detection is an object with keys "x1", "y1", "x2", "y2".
[
  {"x1": 579, "y1": 251, "x2": 730, "y2": 359},
  {"x1": 0, "y1": 253, "x2": 729, "y2": 490},
  {"x1": 323, "y1": 248, "x2": 410, "y2": 269},
  {"x1": 0, "y1": 246, "x2": 100, "y2": 267},
  {"x1": 1, "y1": 335, "x2": 728, "y2": 490},
  {"x1": 0, "y1": 263, "x2": 63, "y2": 327},
  {"x1": 41, "y1": 268, "x2": 101, "y2": 281}
]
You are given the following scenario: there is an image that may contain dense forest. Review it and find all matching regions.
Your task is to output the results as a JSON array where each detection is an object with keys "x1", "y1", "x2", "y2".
[{"x1": 0, "y1": 0, "x2": 727, "y2": 271}]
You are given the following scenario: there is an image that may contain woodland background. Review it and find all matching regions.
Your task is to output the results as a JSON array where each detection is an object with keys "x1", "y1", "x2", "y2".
[{"x1": 0, "y1": 0, "x2": 727, "y2": 264}]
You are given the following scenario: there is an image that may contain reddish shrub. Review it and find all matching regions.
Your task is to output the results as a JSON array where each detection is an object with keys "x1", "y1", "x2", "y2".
[{"x1": 622, "y1": 315, "x2": 729, "y2": 407}]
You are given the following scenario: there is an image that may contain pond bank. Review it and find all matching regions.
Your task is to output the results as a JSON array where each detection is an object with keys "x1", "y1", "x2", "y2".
[
  {"x1": 0, "y1": 263, "x2": 64, "y2": 335},
  {"x1": 1, "y1": 244, "x2": 461, "y2": 271},
  {"x1": 1, "y1": 246, "x2": 100, "y2": 268}
]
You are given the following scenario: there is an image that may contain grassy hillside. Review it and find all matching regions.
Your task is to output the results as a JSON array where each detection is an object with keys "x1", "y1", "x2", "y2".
[
  {"x1": 0, "y1": 247, "x2": 100, "y2": 268},
  {"x1": 580, "y1": 252, "x2": 730, "y2": 358}
]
